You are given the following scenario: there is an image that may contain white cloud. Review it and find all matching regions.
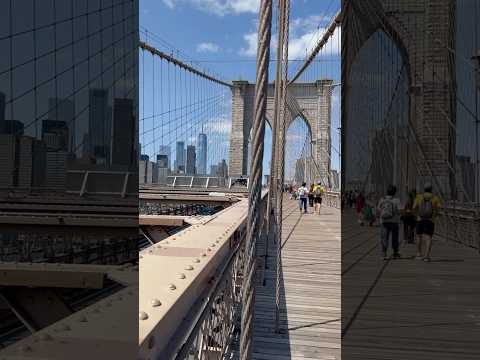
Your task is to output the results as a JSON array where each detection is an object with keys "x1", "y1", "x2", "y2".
[
  {"x1": 288, "y1": 25, "x2": 341, "y2": 60},
  {"x1": 162, "y1": 0, "x2": 260, "y2": 16},
  {"x1": 203, "y1": 117, "x2": 231, "y2": 135},
  {"x1": 162, "y1": 0, "x2": 176, "y2": 9},
  {"x1": 196, "y1": 42, "x2": 221, "y2": 53},
  {"x1": 238, "y1": 14, "x2": 341, "y2": 59},
  {"x1": 239, "y1": 32, "x2": 258, "y2": 57}
]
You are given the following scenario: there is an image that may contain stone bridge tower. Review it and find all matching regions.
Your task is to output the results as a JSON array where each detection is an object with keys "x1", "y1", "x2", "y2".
[
  {"x1": 229, "y1": 80, "x2": 333, "y2": 184},
  {"x1": 343, "y1": 0, "x2": 455, "y2": 196}
]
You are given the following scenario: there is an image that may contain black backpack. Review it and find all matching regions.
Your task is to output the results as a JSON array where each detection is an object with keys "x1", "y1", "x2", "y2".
[{"x1": 419, "y1": 197, "x2": 433, "y2": 219}]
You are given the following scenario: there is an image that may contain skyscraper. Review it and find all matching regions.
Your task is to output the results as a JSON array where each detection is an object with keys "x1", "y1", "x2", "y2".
[
  {"x1": 218, "y1": 159, "x2": 228, "y2": 178},
  {"x1": 87, "y1": 89, "x2": 110, "y2": 163},
  {"x1": 42, "y1": 120, "x2": 69, "y2": 151},
  {"x1": 111, "y1": 98, "x2": 135, "y2": 168},
  {"x1": 48, "y1": 98, "x2": 75, "y2": 152},
  {"x1": 158, "y1": 145, "x2": 171, "y2": 169},
  {"x1": 186, "y1": 145, "x2": 197, "y2": 175},
  {"x1": 176, "y1": 141, "x2": 185, "y2": 173},
  {"x1": 196, "y1": 133, "x2": 207, "y2": 175}
]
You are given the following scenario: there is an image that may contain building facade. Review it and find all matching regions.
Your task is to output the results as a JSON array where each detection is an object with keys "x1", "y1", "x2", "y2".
[
  {"x1": 186, "y1": 145, "x2": 197, "y2": 175},
  {"x1": 196, "y1": 133, "x2": 207, "y2": 175},
  {"x1": 0, "y1": 0, "x2": 138, "y2": 193}
]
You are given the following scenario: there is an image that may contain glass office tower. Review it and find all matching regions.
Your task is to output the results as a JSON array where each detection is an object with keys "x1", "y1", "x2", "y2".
[{"x1": 0, "y1": 0, "x2": 138, "y2": 193}]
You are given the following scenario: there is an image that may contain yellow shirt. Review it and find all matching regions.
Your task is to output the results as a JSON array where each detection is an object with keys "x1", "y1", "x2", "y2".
[{"x1": 413, "y1": 192, "x2": 440, "y2": 222}]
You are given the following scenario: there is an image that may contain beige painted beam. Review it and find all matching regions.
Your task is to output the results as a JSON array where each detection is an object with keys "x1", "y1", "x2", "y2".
[
  {"x1": 138, "y1": 198, "x2": 249, "y2": 359},
  {"x1": 139, "y1": 215, "x2": 214, "y2": 227},
  {"x1": 139, "y1": 215, "x2": 186, "y2": 227},
  {"x1": 0, "y1": 263, "x2": 124, "y2": 289}
]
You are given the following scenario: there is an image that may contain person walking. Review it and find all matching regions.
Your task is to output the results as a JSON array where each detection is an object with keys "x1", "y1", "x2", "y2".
[
  {"x1": 297, "y1": 182, "x2": 309, "y2": 214},
  {"x1": 413, "y1": 183, "x2": 440, "y2": 262},
  {"x1": 356, "y1": 192, "x2": 365, "y2": 225},
  {"x1": 376, "y1": 185, "x2": 401, "y2": 260},
  {"x1": 313, "y1": 181, "x2": 325, "y2": 215},
  {"x1": 401, "y1": 189, "x2": 416, "y2": 244},
  {"x1": 308, "y1": 184, "x2": 315, "y2": 208}
]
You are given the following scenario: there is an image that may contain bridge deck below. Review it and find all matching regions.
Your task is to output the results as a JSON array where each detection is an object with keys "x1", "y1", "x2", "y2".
[{"x1": 252, "y1": 198, "x2": 341, "y2": 360}]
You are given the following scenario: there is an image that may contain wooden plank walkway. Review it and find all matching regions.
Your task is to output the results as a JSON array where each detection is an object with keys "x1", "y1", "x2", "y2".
[
  {"x1": 342, "y1": 209, "x2": 480, "y2": 359},
  {"x1": 252, "y1": 198, "x2": 341, "y2": 360}
]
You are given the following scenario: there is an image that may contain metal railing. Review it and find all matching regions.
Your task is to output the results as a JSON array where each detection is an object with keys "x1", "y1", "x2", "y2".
[
  {"x1": 174, "y1": 227, "x2": 247, "y2": 359},
  {"x1": 324, "y1": 191, "x2": 341, "y2": 209},
  {"x1": 139, "y1": 192, "x2": 269, "y2": 359}
]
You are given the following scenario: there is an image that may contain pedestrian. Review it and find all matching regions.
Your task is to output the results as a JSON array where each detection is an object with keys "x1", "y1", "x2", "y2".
[
  {"x1": 413, "y1": 183, "x2": 440, "y2": 262},
  {"x1": 362, "y1": 202, "x2": 375, "y2": 226},
  {"x1": 376, "y1": 185, "x2": 401, "y2": 260},
  {"x1": 308, "y1": 184, "x2": 315, "y2": 208},
  {"x1": 356, "y1": 192, "x2": 365, "y2": 225},
  {"x1": 313, "y1": 181, "x2": 325, "y2": 215},
  {"x1": 297, "y1": 182, "x2": 309, "y2": 214},
  {"x1": 401, "y1": 189, "x2": 416, "y2": 244}
]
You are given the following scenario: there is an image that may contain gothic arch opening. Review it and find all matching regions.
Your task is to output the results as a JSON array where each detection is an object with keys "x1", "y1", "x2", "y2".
[
  {"x1": 246, "y1": 120, "x2": 272, "y2": 184},
  {"x1": 345, "y1": 29, "x2": 410, "y2": 199},
  {"x1": 285, "y1": 116, "x2": 313, "y2": 186}
]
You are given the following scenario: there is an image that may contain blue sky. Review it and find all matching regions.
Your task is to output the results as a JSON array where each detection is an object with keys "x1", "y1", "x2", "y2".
[{"x1": 140, "y1": 0, "x2": 341, "y2": 176}]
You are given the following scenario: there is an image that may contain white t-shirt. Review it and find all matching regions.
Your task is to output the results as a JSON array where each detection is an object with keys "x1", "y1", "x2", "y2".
[
  {"x1": 377, "y1": 196, "x2": 401, "y2": 223},
  {"x1": 297, "y1": 186, "x2": 308, "y2": 198}
]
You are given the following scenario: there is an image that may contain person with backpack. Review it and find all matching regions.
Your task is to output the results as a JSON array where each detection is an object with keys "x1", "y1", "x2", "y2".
[
  {"x1": 297, "y1": 182, "x2": 309, "y2": 214},
  {"x1": 308, "y1": 184, "x2": 315, "y2": 208},
  {"x1": 312, "y1": 181, "x2": 325, "y2": 215},
  {"x1": 376, "y1": 185, "x2": 401, "y2": 260},
  {"x1": 400, "y1": 189, "x2": 416, "y2": 244},
  {"x1": 362, "y1": 202, "x2": 375, "y2": 226},
  {"x1": 413, "y1": 183, "x2": 440, "y2": 262}
]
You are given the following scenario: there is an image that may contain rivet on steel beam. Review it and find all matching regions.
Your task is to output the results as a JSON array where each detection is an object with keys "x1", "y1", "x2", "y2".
[
  {"x1": 140, "y1": 255, "x2": 143, "y2": 259},
  {"x1": 201, "y1": 252, "x2": 207, "y2": 257},
  {"x1": 193, "y1": 258, "x2": 201, "y2": 263},
  {"x1": 165, "y1": 241, "x2": 170, "y2": 244},
  {"x1": 139, "y1": 311, "x2": 149, "y2": 320},
  {"x1": 151, "y1": 299, "x2": 161, "y2": 307},
  {"x1": 178, "y1": 273, "x2": 186, "y2": 279},
  {"x1": 211, "y1": 243, "x2": 216, "y2": 247},
  {"x1": 148, "y1": 249, "x2": 153, "y2": 253},
  {"x1": 207, "y1": 248, "x2": 212, "y2": 252},
  {"x1": 169, "y1": 283, "x2": 177, "y2": 290},
  {"x1": 216, "y1": 239, "x2": 220, "y2": 243},
  {"x1": 185, "y1": 265, "x2": 194, "y2": 270}
]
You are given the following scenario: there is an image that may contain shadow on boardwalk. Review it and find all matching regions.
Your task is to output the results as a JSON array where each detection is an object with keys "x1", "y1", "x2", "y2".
[
  {"x1": 252, "y1": 198, "x2": 341, "y2": 360},
  {"x1": 342, "y1": 209, "x2": 480, "y2": 360}
]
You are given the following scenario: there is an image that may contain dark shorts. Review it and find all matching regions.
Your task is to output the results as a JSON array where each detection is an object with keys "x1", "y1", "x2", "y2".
[
  {"x1": 314, "y1": 197, "x2": 322, "y2": 204},
  {"x1": 416, "y1": 220, "x2": 435, "y2": 236}
]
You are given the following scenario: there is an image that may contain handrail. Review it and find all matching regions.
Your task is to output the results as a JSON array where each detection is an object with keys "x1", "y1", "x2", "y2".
[{"x1": 138, "y1": 192, "x2": 269, "y2": 359}]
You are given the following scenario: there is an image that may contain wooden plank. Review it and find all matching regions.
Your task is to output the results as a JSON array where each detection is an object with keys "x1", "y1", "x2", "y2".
[
  {"x1": 342, "y1": 209, "x2": 480, "y2": 359},
  {"x1": 251, "y1": 198, "x2": 341, "y2": 360}
]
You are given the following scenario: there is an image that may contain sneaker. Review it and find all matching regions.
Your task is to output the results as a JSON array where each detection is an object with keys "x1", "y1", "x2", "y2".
[
  {"x1": 382, "y1": 253, "x2": 389, "y2": 260},
  {"x1": 423, "y1": 257, "x2": 431, "y2": 262},
  {"x1": 392, "y1": 253, "x2": 401, "y2": 259}
]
